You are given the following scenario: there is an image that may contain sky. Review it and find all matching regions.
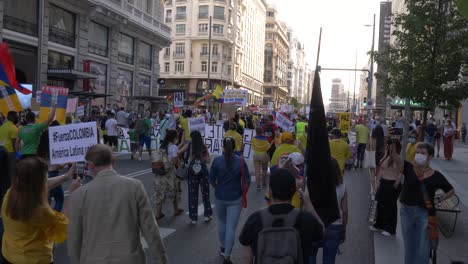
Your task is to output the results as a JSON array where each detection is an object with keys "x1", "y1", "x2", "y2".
[{"x1": 268, "y1": 0, "x2": 383, "y2": 108}]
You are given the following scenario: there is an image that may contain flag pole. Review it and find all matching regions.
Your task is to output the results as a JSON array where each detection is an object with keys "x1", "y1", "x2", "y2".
[{"x1": 315, "y1": 27, "x2": 322, "y2": 70}]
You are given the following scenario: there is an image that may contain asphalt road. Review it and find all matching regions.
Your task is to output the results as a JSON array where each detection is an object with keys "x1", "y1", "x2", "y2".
[{"x1": 54, "y1": 153, "x2": 373, "y2": 264}]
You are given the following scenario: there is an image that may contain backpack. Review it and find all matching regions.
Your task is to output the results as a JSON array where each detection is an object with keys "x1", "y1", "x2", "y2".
[
  {"x1": 189, "y1": 158, "x2": 204, "y2": 176},
  {"x1": 256, "y1": 209, "x2": 303, "y2": 264},
  {"x1": 151, "y1": 149, "x2": 170, "y2": 175}
]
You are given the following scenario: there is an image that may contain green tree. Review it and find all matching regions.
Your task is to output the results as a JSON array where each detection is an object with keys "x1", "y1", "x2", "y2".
[
  {"x1": 375, "y1": 0, "x2": 468, "y2": 112},
  {"x1": 290, "y1": 97, "x2": 301, "y2": 108}
]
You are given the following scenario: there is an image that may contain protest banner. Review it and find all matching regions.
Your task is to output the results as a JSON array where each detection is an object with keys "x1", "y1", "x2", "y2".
[
  {"x1": 204, "y1": 123, "x2": 224, "y2": 155},
  {"x1": 66, "y1": 98, "x2": 78, "y2": 113},
  {"x1": 188, "y1": 116, "x2": 206, "y2": 135},
  {"x1": 76, "y1": 105, "x2": 85, "y2": 117},
  {"x1": 242, "y1": 128, "x2": 255, "y2": 160},
  {"x1": 288, "y1": 105, "x2": 294, "y2": 113},
  {"x1": 117, "y1": 126, "x2": 160, "y2": 153},
  {"x1": 224, "y1": 89, "x2": 248, "y2": 106},
  {"x1": 48, "y1": 122, "x2": 98, "y2": 164},
  {"x1": 174, "y1": 92, "x2": 184, "y2": 107},
  {"x1": 339, "y1": 112, "x2": 351, "y2": 133},
  {"x1": 275, "y1": 113, "x2": 295, "y2": 132},
  {"x1": 268, "y1": 102, "x2": 274, "y2": 110},
  {"x1": 38, "y1": 86, "x2": 68, "y2": 124}
]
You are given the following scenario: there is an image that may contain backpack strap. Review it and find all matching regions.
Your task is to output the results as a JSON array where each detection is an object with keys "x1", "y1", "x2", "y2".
[{"x1": 260, "y1": 208, "x2": 300, "y2": 229}]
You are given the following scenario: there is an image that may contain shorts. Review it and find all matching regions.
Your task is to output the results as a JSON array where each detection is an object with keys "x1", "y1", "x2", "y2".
[
  {"x1": 107, "y1": 136, "x2": 118, "y2": 147},
  {"x1": 130, "y1": 142, "x2": 139, "y2": 152},
  {"x1": 139, "y1": 135, "x2": 151, "y2": 149},
  {"x1": 253, "y1": 153, "x2": 269, "y2": 164}
]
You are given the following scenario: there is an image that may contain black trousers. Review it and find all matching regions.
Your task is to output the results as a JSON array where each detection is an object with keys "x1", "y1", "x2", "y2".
[
  {"x1": 374, "y1": 178, "x2": 401, "y2": 234},
  {"x1": 357, "y1": 143, "x2": 367, "y2": 164}
]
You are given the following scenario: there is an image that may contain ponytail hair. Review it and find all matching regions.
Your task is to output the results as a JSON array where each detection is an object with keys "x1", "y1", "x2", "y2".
[{"x1": 223, "y1": 137, "x2": 235, "y2": 168}]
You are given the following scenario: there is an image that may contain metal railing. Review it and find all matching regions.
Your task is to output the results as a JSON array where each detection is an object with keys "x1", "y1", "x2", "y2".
[
  {"x1": 49, "y1": 27, "x2": 75, "y2": 47},
  {"x1": 118, "y1": 52, "x2": 134, "y2": 64},
  {"x1": 3, "y1": 15, "x2": 37, "y2": 36},
  {"x1": 139, "y1": 56, "x2": 152, "y2": 70},
  {"x1": 173, "y1": 52, "x2": 186, "y2": 58},
  {"x1": 88, "y1": 42, "x2": 108, "y2": 57}
]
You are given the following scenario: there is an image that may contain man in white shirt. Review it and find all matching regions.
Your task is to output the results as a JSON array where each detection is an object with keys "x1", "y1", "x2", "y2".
[
  {"x1": 116, "y1": 107, "x2": 128, "y2": 128},
  {"x1": 105, "y1": 113, "x2": 118, "y2": 150}
]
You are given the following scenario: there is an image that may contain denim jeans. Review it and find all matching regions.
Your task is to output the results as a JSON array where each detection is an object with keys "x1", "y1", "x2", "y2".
[
  {"x1": 309, "y1": 224, "x2": 344, "y2": 264},
  {"x1": 47, "y1": 171, "x2": 64, "y2": 212},
  {"x1": 400, "y1": 204, "x2": 429, "y2": 264},
  {"x1": 215, "y1": 197, "x2": 242, "y2": 257}
]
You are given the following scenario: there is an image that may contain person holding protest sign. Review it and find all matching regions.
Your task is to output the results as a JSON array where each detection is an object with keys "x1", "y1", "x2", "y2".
[
  {"x1": 1, "y1": 157, "x2": 80, "y2": 264},
  {"x1": 16, "y1": 104, "x2": 56, "y2": 159}
]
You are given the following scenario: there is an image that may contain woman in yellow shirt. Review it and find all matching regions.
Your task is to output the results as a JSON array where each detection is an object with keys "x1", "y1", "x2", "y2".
[
  {"x1": 251, "y1": 127, "x2": 271, "y2": 190},
  {"x1": 1, "y1": 157, "x2": 79, "y2": 264}
]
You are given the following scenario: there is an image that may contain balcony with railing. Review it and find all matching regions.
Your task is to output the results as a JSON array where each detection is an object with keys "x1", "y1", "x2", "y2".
[
  {"x1": 88, "y1": 42, "x2": 108, "y2": 57},
  {"x1": 92, "y1": 0, "x2": 171, "y2": 41},
  {"x1": 173, "y1": 52, "x2": 186, "y2": 59},
  {"x1": 139, "y1": 57, "x2": 152, "y2": 70},
  {"x1": 200, "y1": 52, "x2": 209, "y2": 58},
  {"x1": 49, "y1": 27, "x2": 75, "y2": 47},
  {"x1": 3, "y1": 15, "x2": 37, "y2": 36},
  {"x1": 118, "y1": 52, "x2": 134, "y2": 64}
]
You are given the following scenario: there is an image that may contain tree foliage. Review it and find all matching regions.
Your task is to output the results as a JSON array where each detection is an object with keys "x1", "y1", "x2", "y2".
[
  {"x1": 290, "y1": 97, "x2": 301, "y2": 108},
  {"x1": 375, "y1": 0, "x2": 468, "y2": 110}
]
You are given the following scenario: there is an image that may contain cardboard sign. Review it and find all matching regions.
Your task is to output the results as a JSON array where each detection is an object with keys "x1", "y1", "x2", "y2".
[
  {"x1": 203, "y1": 124, "x2": 225, "y2": 155},
  {"x1": 48, "y1": 122, "x2": 98, "y2": 164},
  {"x1": 117, "y1": 126, "x2": 160, "y2": 153},
  {"x1": 242, "y1": 128, "x2": 255, "y2": 160},
  {"x1": 188, "y1": 116, "x2": 206, "y2": 135},
  {"x1": 66, "y1": 98, "x2": 78, "y2": 113},
  {"x1": 174, "y1": 92, "x2": 184, "y2": 107},
  {"x1": 76, "y1": 105, "x2": 85, "y2": 117},
  {"x1": 224, "y1": 89, "x2": 248, "y2": 106},
  {"x1": 339, "y1": 112, "x2": 351, "y2": 133},
  {"x1": 275, "y1": 113, "x2": 294, "y2": 132}
]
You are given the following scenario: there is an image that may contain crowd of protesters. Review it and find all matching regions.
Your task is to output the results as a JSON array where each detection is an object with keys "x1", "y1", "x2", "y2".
[{"x1": 0, "y1": 103, "x2": 461, "y2": 264}]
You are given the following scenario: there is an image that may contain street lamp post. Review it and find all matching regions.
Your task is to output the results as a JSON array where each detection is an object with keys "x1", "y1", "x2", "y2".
[{"x1": 366, "y1": 14, "x2": 376, "y2": 120}]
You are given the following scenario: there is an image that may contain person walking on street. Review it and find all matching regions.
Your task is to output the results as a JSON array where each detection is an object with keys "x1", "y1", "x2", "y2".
[
  {"x1": 116, "y1": 107, "x2": 128, "y2": 128},
  {"x1": 209, "y1": 137, "x2": 251, "y2": 264},
  {"x1": 370, "y1": 139, "x2": 403, "y2": 237},
  {"x1": 0, "y1": 111, "x2": 18, "y2": 177},
  {"x1": 136, "y1": 113, "x2": 153, "y2": 162},
  {"x1": 461, "y1": 123, "x2": 467, "y2": 144},
  {"x1": 223, "y1": 122, "x2": 243, "y2": 156},
  {"x1": 329, "y1": 128, "x2": 352, "y2": 175},
  {"x1": 367, "y1": 125, "x2": 385, "y2": 191},
  {"x1": 105, "y1": 112, "x2": 119, "y2": 151},
  {"x1": 442, "y1": 118, "x2": 455, "y2": 160},
  {"x1": 434, "y1": 120, "x2": 442, "y2": 157},
  {"x1": 182, "y1": 131, "x2": 213, "y2": 224},
  {"x1": 354, "y1": 119, "x2": 369, "y2": 168},
  {"x1": 251, "y1": 127, "x2": 271, "y2": 190}
]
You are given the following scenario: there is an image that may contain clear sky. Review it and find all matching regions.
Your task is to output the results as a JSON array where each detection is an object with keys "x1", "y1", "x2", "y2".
[{"x1": 268, "y1": 0, "x2": 383, "y2": 108}]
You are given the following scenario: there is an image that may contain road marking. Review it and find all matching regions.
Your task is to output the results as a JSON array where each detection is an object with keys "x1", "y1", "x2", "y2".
[
  {"x1": 185, "y1": 203, "x2": 215, "y2": 216},
  {"x1": 140, "y1": 227, "x2": 176, "y2": 249}
]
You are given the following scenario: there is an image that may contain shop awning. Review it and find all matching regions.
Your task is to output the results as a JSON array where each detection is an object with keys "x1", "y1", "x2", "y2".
[
  {"x1": 47, "y1": 68, "x2": 98, "y2": 80},
  {"x1": 125, "y1": 96, "x2": 168, "y2": 102},
  {"x1": 69, "y1": 91, "x2": 113, "y2": 99}
]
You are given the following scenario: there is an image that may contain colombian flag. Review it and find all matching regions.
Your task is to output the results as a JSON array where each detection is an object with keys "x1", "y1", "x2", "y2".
[
  {"x1": 0, "y1": 80, "x2": 22, "y2": 116},
  {"x1": 38, "y1": 86, "x2": 68, "y2": 124},
  {"x1": 0, "y1": 43, "x2": 31, "y2": 95}
]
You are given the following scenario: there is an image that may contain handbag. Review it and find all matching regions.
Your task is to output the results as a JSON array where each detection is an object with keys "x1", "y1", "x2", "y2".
[
  {"x1": 367, "y1": 192, "x2": 378, "y2": 224},
  {"x1": 364, "y1": 150, "x2": 376, "y2": 168},
  {"x1": 175, "y1": 161, "x2": 188, "y2": 180},
  {"x1": 240, "y1": 158, "x2": 248, "y2": 208}
]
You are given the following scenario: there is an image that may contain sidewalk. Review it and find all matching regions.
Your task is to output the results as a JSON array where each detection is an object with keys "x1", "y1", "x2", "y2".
[{"x1": 374, "y1": 142, "x2": 468, "y2": 264}]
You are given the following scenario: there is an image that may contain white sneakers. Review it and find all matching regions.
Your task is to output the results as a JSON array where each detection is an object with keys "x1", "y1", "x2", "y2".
[
  {"x1": 369, "y1": 225, "x2": 378, "y2": 232},
  {"x1": 370, "y1": 226, "x2": 392, "y2": 237}
]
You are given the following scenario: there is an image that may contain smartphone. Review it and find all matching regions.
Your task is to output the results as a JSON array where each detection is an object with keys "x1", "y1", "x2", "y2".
[{"x1": 75, "y1": 162, "x2": 85, "y2": 179}]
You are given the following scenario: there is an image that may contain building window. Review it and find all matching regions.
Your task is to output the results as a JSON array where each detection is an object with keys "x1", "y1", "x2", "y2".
[
  {"x1": 176, "y1": 24, "x2": 186, "y2": 34},
  {"x1": 138, "y1": 74, "x2": 151, "y2": 96},
  {"x1": 264, "y1": 87, "x2": 272, "y2": 94},
  {"x1": 214, "y1": 0, "x2": 225, "y2": 2},
  {"x1": 201, "y1": 44, "x2": 208, "y2": 55},
  {"x1": 227, "y1": 65, "x2": 231, "y2": 75},
  {"x1": 198, "y1": 23, "x2": 208, "y2": 33},
  {"x1": 266, "y1": 33, "x2": 273, "y2": 40},
  {"x1": 198, "y1": 5, "x2": 209, "y2": 19},
  {"x1": 175, "y1": 43, "x2": 185, "y2": 54},
  {"x1": 3, "y1": 0, "x2": 38, "y2": 36},
  {"x1": 212, "y1": 44, "x2": 219, "y2": 55},
  {"x1": 165, "y1": 9, "x2": 172, "y2": 22},
  {"x1": 266, "y1": 23, "x2": 274, "y2": 28},
  {"x1": 118, "y1": 33, "x2": 134, "y2": 64},
  {"x1": 175, "y1": 61, "x2": 184, "y2": 72},
  {"x1": 48, "y1": 51, "x2": 74, "y2": 69},
  {"x1": 176, "y1": 6, "x2": 187, "y2": 20},
  {"x1": 49, "y1": 5, "x2": 76, "y2": 47},
  {"x1": 267, "y1": 11, "x2": 274, "y2": 17},
  {"x1": 164, "y1": 62, "x2": 170, "y2": 72},
  {"x1": 213, "y1": 24, "x2": 224, "y2": 34},
  {"x1": 88, "y1": 22, "x2": 108, "y2": 57},
  {"x1": 166, "y1": 0, "x2": 172, "y2": 5},
  {"x1": 164, "y1": 47, "x2": 171, "y2": 57},
  {"x1": 212, "y1": 62, "x2": 218, "y2": 73},
  {"x1": 138, "y1": 42, "x2": 152, "y2": 70},
  {"x1": 213, "y1": 6, "x2": 225, "y2": 20},
  {"x1": 201, "y1": 61, "x2": 207, "y2": 72},
  {"x1": 88, "y1": 62, "x2": 107, "y2": 105}
]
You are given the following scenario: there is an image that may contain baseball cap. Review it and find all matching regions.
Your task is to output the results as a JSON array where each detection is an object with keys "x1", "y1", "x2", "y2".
[
  {"x1": 288, "y1": 152, "x2": 304, "y2": 166},
  {"x1": 281, "y1": 132, "x2": 294, "y2": 143}
]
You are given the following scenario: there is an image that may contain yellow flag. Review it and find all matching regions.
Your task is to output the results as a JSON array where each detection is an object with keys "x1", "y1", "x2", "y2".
[{"x1": 212, "y1": 85, "x2": 224, "y2": 99}]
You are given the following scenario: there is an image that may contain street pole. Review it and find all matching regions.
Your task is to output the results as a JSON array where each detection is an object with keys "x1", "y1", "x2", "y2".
[
  {"x1": 36, "y1": 0, "x2": 44, "y2": 95},
  {"x1": 207, "y1": 16, "x2": 212, "y2": 113},
  {"x1": 367, "y1": 14, "x2": 376, "y2": 121}
]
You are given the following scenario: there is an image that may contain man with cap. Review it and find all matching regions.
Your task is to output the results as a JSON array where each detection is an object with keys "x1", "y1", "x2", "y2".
[
  {"x1": 270, "y1": 132, "x2": 301, "y2": 168},
  {"x1": 329, "y1": 128, "x2": 352, "y2": 174},
  {"x1": 239, "y1": 168, "x2": 324, "y2": 263}
]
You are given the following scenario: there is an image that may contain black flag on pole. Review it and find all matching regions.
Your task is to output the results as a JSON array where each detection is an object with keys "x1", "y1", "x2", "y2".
[{"x1": 306, "y1": 69, "x2": 340, "y2": 226}]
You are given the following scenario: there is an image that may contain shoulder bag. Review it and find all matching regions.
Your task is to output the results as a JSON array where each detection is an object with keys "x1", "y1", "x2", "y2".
[{"x1": 240, "y1": 157, "x2": 248, "y2": 208}]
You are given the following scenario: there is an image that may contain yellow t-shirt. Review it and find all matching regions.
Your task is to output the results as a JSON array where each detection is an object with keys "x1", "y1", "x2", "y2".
[
  {"x1": 251, "y1": 136, "x2": 271, "y2": 154},
  {"x1": 355, "y1": 124, "x2": 369, "y2": 144},
  {"x1": 329, "y1": 139, "x2": 352, "y2": 172},
  {"x1": 1, "y1": 190, "x2": 68, "y2": 264},
  {"x1": 239, "y1": 119, "x2": 245, "y2": 128},
  {"x1": 298, "y1": 134, "x2": 307, "y2": 152},
  {"x1": 0, "y1": 121, "x2": 18, "y2": 152},
  {"x1": 224, "y1": 130, "x2": 243, "y2": 152},
  {"x1": 406, "y1": 143, "x2": 417, "y2": 162},
  {"x1": 180, "y1": 117, "x2": 191, "y2": 141},
  {"x1": 271, "y1": 143, "x2": 302, "y2": 167}
]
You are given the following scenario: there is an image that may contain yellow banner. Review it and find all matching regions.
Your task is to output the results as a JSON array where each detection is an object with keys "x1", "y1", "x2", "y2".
[{"x1": 339, "y1": 112, "x2": 351, "y2": 133}]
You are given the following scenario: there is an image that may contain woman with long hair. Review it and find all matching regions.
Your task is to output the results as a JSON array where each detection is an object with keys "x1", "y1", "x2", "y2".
[
  {"x1": 251, "y1": 127, "x2": 270, "y2": 190},
  {"x1": 153, "y1": 129, "x2": 185, "y2": 220},
  {"x1": 209, "y1": 137, "x2": 251, "y2": 264},
  {"x1": 367, "y1": 125, "x2": 385, "y2": 191},
  {"x1": 370, "y1": 139, "x2": 404, "y2": 236},
  {"x1": 185, "y1": 130, "x2": 213, "y2": 224},
  {"x1": 310, "y1": 158, "x2": 348, "y2": 264},
  {"x1": 1, "y1": 157, "x2": 79, "y2": 263},
  {"x1": 434, "y1": 120, "x2": 442, "y2": 157},
  {"x1": 442, "y1": 118, "x2": 455, "y2": 160}
]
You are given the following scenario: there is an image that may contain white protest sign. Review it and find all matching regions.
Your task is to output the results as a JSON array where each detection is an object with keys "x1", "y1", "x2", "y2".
[
  {"x1": 174, "y1": 92, "x2": 185, "y2": 107},
  {"x1": 224, "y1": 89, "x2": 248, "y2": 106},
  {"x1": 76, "y1": 105, "x2": 85, "y2": 117},
  {"x1": 242, "y1": 128, "x2": 255, "y2": 160},
  {"x1": 117, "y1": 126, "x2": 160, "y2": 153},
  {"x1": 188, "y1": 116, "x2": 205, "y2": 135},
  {"x1": 203, "y1": 123, "x2": 224, "y2": 155},
  {"x1": 275, "y1": 113, "x2": 295, "y2": 132},
  {"x1": 268, "y1": 102, "x2": 274, "y2": 110},
  {"x1": 288, "y1": 105, "x2": 294, "y2": 113},
  {"x1": 66, "y1": 98, "x2": 78, "y2": 113},
  {"x1": 49, "y1": 122, "x2": 98, "y2": 164}
]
